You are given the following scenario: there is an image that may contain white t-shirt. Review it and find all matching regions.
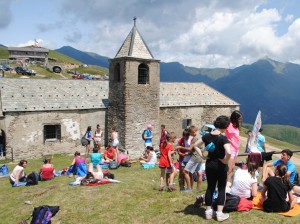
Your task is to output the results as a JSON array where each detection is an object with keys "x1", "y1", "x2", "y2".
[
  {"x1": 182, "y1": 136, "x2": 193, "y2": 163},
  {"x1": 230, "y1": 168, "x2": 257, "y2": 198},
  {"x1": 10, "y1": 165, "x2": 25, "y2": 182},
  {"x1": 148, "y1": 151, "x2": 157, "y2": 164}
]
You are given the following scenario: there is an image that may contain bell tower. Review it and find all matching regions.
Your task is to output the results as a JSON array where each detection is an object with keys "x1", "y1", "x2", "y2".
[{"x1": 108, "y1": 18, "x2": 160, "y2": 157}]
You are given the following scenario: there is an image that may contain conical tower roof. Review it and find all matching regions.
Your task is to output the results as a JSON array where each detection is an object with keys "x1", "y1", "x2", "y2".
[{"x1": 115, "y1": 18, "x2": 154, "y2": 59}]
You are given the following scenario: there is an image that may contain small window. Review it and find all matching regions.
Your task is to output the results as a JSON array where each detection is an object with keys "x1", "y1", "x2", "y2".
[
  {"x1": 44, "y1": 124, "x2": 61, "y2": 143},
  {"x1": 182, "y1": 119, "x2": 192, "y2": 129},
  {"x1": 114, "y1": 63, "x2": 121, "y2": 82},
  {"x1": 138, "y1": 63, "x2": 149, "y2": 84}
]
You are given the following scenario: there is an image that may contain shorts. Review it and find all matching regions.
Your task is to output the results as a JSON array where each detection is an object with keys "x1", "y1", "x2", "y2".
[
  {"x1": 180, "y1": 161, "x2": 188, "y2": 167},
  {"x1": 166, "y1": 164, "x2": 176, "y2": 174},
  {"x1": 95, "y1": 140, "x2": 102, "y2": 145},
  {"x1": 184, "y1": 160, "x2": 201, "y2": 174},
  {"x1": 230, "y1": 149, "x2": 239, "y2": 159},
  {"x1": 92, "y1": 171, "x2": 103, "y2": 179},
  {"x1": 145, "y1": 142, "x2": 152, "y2": 147},
  {"x1": 112, "y1": 139, "x2": 119, "y2": 147}
]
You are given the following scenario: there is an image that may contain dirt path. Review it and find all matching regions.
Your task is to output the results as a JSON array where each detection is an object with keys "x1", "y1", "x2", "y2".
[{"x1": 239, "y1": 136, "x2": 300, "y2": 166}]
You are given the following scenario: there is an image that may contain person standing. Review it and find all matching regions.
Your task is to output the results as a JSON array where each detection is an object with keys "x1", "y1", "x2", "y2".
[
  {"x1": 257, "y1": 128, "x2": 266, "y2": 152},
  {"x1": 160, "y1": 124, "x2": 168, "y2": 148},
  {"x1": 84, "y1": 126, "x2": 93, "y2": 157},
  {"x1": 143, "y1": 124, "x2": 153, "y2": 147},
  {"x1": 0, "y1": 130, "x2": 4, "y2": 157},
  {"x1": 226, "y1": 110, "x2": 243, "y2": 184},
  {"x1": 110, "y1": 126, "x2": 119, "y2": 155},
  {"x1": 194, "y1": 115, "x2": 231, "y2": 221},
  {"x1": 94, "y1": 124, "x2": 104, "y2": 152}
]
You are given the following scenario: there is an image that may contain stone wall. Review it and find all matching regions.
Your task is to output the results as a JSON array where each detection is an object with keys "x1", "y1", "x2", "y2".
[
  {"x1": 3, "y1": 109, "x2": 106, "y2": 160},
  {"x1": 159, "y1": 105, "x2": 239, "y2": 138}
]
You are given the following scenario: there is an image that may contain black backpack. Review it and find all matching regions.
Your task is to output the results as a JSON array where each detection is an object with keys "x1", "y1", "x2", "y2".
[
  {"x1": 26, "y1": 172, "x2": 39, "y2": 186},
  {"x1": 212, "y1": 193, "x2": 240, "y2": 213},
  {"x1": 142, "y1": 130, "x2": 147, "y2": 140},
  {"x1": 30, "y1": 205, "x2": 59, "y2": 224}
]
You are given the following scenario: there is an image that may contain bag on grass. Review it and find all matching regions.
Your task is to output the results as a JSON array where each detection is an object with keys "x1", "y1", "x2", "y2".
[
  {"x1": 26, "y1": 172, "x2": 39, "y2": 186},
  {"x1": 0, "y1": 164, "x2": 9, "y2": 175},
  {"x1": 103, "y1": 171, "x2": 115, "y2": 179},
  {"x1": 109, "y1": 161, "x2": 119, "y2": 169},
  {"x1": 212, "y1": 193, "x2": 240, "y2": 213},
  {"x1": 30, "y1": 205, "x2": 59, "y2": 224}
]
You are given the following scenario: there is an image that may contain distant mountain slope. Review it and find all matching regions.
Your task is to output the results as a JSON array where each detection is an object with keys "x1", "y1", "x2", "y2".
[
  {"x1": 53, "y1": 46, "x2": 300, "y2": 128},
  {"x1": 0, "y1": 44, "x2": 7, "y2": 49},
  {"x1": 55, "y1": 46, "x2": 109, "y2": 68}
]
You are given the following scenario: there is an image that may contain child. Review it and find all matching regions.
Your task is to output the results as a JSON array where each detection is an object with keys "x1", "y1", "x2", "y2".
[
  {"x1": 159, "y1": 132, "x2": 177, "y2": 191},
  {"x1": 177, "y1": 129, "x2": 192, "y2": 191},
  {"x1": 260, "y1": 164, "x2": 297, "y2": 212}
]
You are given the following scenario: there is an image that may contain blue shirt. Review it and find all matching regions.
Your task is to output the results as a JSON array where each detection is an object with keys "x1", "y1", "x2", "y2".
[
  {"x1": 90, "y1": 153, "x2": 102, "y2": 168},
  {"x1": 273, "y1": 159, "x2": 297, "y2": 183},
  {"x1": 144, "y1": 129, "x2": 152, "y2": 143},
  {"x1": 257, "y1": 134, "x2": 265, "y2": 152}
]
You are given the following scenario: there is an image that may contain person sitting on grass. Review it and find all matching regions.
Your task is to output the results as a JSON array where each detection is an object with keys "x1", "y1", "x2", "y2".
[
  {"x1": 9, "y1": 160, "x2": 27, "y2": 187},
  {"x1": 230, "y1": 162, "x2": 257, "y2": 200},
  {"x1": 260, "y1": 164, "x2": 297, "y2": 212},
  {"x1": 90, "y1": 148, "x2": 103, "y2": 169},
  {"x1": 103, "y1": 143, "x2": 117, "y2": 163},
  {"x1": 40, "y1": 158, "x2": 55, "y2": 181},
  {"x1": 139, "y1": 146, "x2": 157, "y2": 165},
  {"x1": 70, "y1": 151, "x2": 86, "y2": 175}
]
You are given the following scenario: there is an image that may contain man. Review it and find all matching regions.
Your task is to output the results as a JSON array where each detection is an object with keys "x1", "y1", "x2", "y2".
[
  {"x1": 159, "y1": 124, "x2": 168, "y2": 148},
  {"x1": 257, "y1": 128, "x2": 266, "y2": 152},
  {"x1": 262, "y1": 149, "x2": 296, "y2": 184},
  {"x1": 143, "y1": 124, "x2": 153, "y2": 147}
]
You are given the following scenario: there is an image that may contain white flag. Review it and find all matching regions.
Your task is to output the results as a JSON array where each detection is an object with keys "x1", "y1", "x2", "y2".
[{"x1": 249, "y1": 110, "x2": 262, "y2": 153}]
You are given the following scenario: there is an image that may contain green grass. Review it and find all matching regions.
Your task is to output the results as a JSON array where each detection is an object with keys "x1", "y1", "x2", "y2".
[{"x1": 1, "y1": 154, "x2": 300, "y2": 224}]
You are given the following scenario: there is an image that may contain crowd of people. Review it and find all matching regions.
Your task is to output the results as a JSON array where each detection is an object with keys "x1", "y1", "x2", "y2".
[{"x1": 5, "y1": 114, "x2": 300, "y2": 222}]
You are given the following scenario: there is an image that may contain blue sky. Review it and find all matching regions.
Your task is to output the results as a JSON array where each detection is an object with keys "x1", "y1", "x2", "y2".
[{"x1": 1, "y1": 0, "x2": 300, "y2": 68}]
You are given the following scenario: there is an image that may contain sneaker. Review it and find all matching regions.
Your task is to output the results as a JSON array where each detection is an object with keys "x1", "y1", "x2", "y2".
[
  {"x1": 168, "y1": 185, "x2": 176, "y2": 192},
  {"x1": 205, "y1": 209, "x2": 215, "y2": 220},
  {"x1": 216, "y1": 212, "x2": 229, "y2": 222},
  {"x1": 159, "y1": 186, "x2": 164, "y2": 191},
  {"x1": 181, "y1": 188, "x2": 192, "y2": 193}
]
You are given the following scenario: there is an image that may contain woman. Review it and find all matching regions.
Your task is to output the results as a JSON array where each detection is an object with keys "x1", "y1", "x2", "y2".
[
  {"x1": 70, "y1": 151, "x2": 86, "y2": 175},
  {"x1": 110, "y1": 126, "x2": 119, "y2": 154},
  {"x1": 9, "y1": 160, "x2": 27, "y2": 186},
  {"x1": 139, "y1": 146, "x2": 157, "y2": 165},
  {"x1": 94, "y1": 124, "x2": 104, "y2": 152},
  {"x1": 226, "y1": 110, "x2": 243, "y2": 184},
  {"x1": 40, "y1": 158, "x2": 55, "y2": 181},
  {"x1": 90, "y1": 148, "x2": 103, "y2": 169},
  {"x1": 85, "y1": 126, "x2": 93, "y2": 157},
  {"x1": 194, "y1": 115, "x2": 231, "y2": 221},
  {"x1": 230, "y1": 162, "x2": 257, "y2": 199},
  {"x1": 260, "y1": 164, "x2": 297, "y2": 212},
  {"x1": 103, "y1": 143, "x2": 117, "y2": 163}
]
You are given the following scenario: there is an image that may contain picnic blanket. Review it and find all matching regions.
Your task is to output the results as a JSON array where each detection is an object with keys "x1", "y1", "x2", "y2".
[
  {"x1": 252, "y1": 192, "x2": 300, "y2": 217},
  {"x1": 69, "y1": 178, "x2": 120, "y2": 186}
]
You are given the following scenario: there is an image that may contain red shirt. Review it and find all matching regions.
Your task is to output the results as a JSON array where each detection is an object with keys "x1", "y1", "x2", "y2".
[
  {"x1": 41, "y1": 166, "x2": 54, "y2": 179},
  {"x1": 104, "y1": 148, "x2": 116, "y2": 160},
  {"x1": 159, "y1": 143, "x2": 173, "y2": 168}
]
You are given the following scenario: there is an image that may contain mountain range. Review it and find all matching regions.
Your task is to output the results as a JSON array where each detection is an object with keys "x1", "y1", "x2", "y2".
[{"x1": 55, "y1": 46, "x2": 300, "y2": 128}]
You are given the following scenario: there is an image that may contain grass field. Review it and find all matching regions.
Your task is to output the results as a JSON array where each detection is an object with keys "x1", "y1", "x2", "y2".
[{"x1": 1, "y1": 153, "x2": 300, "y2": 224}]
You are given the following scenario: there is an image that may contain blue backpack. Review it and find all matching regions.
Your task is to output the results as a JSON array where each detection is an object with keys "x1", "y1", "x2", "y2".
[{"x1": 0, "y1": 164, "x2": 9, "y2": 175}]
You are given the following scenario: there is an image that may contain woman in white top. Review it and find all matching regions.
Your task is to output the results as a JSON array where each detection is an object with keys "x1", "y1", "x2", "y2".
[
  {"x1": 94, "y1": 124, "x2": 104, "y2": 152},
  {"x1": 230, "y1": 162, "x2": 258, "y2": 199},
  {"x1": 9, "y1": 160, "x2": 27, "y2": 186},
  {"x1": 140, "y1": 146, "x2": 157, "y2": 164},
  {"x1": 110, "y1": 126, "x2": 119, "y2": 155}
]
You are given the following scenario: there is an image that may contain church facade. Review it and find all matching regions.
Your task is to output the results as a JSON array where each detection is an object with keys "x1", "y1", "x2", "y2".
[{"x1": 0, "y1": 23, "x2": 239, "y2": 160}]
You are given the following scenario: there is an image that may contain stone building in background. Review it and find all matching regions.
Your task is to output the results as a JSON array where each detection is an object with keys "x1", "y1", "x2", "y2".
[{"x1": 0, "y1": 22, "x2": 239, "y2": 160}]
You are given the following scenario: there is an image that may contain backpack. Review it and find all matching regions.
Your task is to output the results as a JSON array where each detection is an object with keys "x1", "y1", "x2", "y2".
[
  {"x1": 26, "y1": 172, "x2": 39, "y2": 186},
  {"x1": 103, "y1": 171, "x2": 115, "y2": 179},
  {"x1": 77, "y1": 163, "x2": 88, "y2": 177},
  {"x1": 142, "y1": 130, "x2": 147, "y2": 140},
  {"x1": 109, "y1": 161, "x2": 119, "y2": 169},
  {"x1": 81, "y1": 135, "x2": 88, "y2": 146},
  {"x1": 30, "y1": 205, "x2": 59, "y2": 224},
  {"x1": 0, "y1": 164, "x2": 9, "y2": 175},
  {"x1": 212, "y1": 193, "x2": 240, "y2": 213}
]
